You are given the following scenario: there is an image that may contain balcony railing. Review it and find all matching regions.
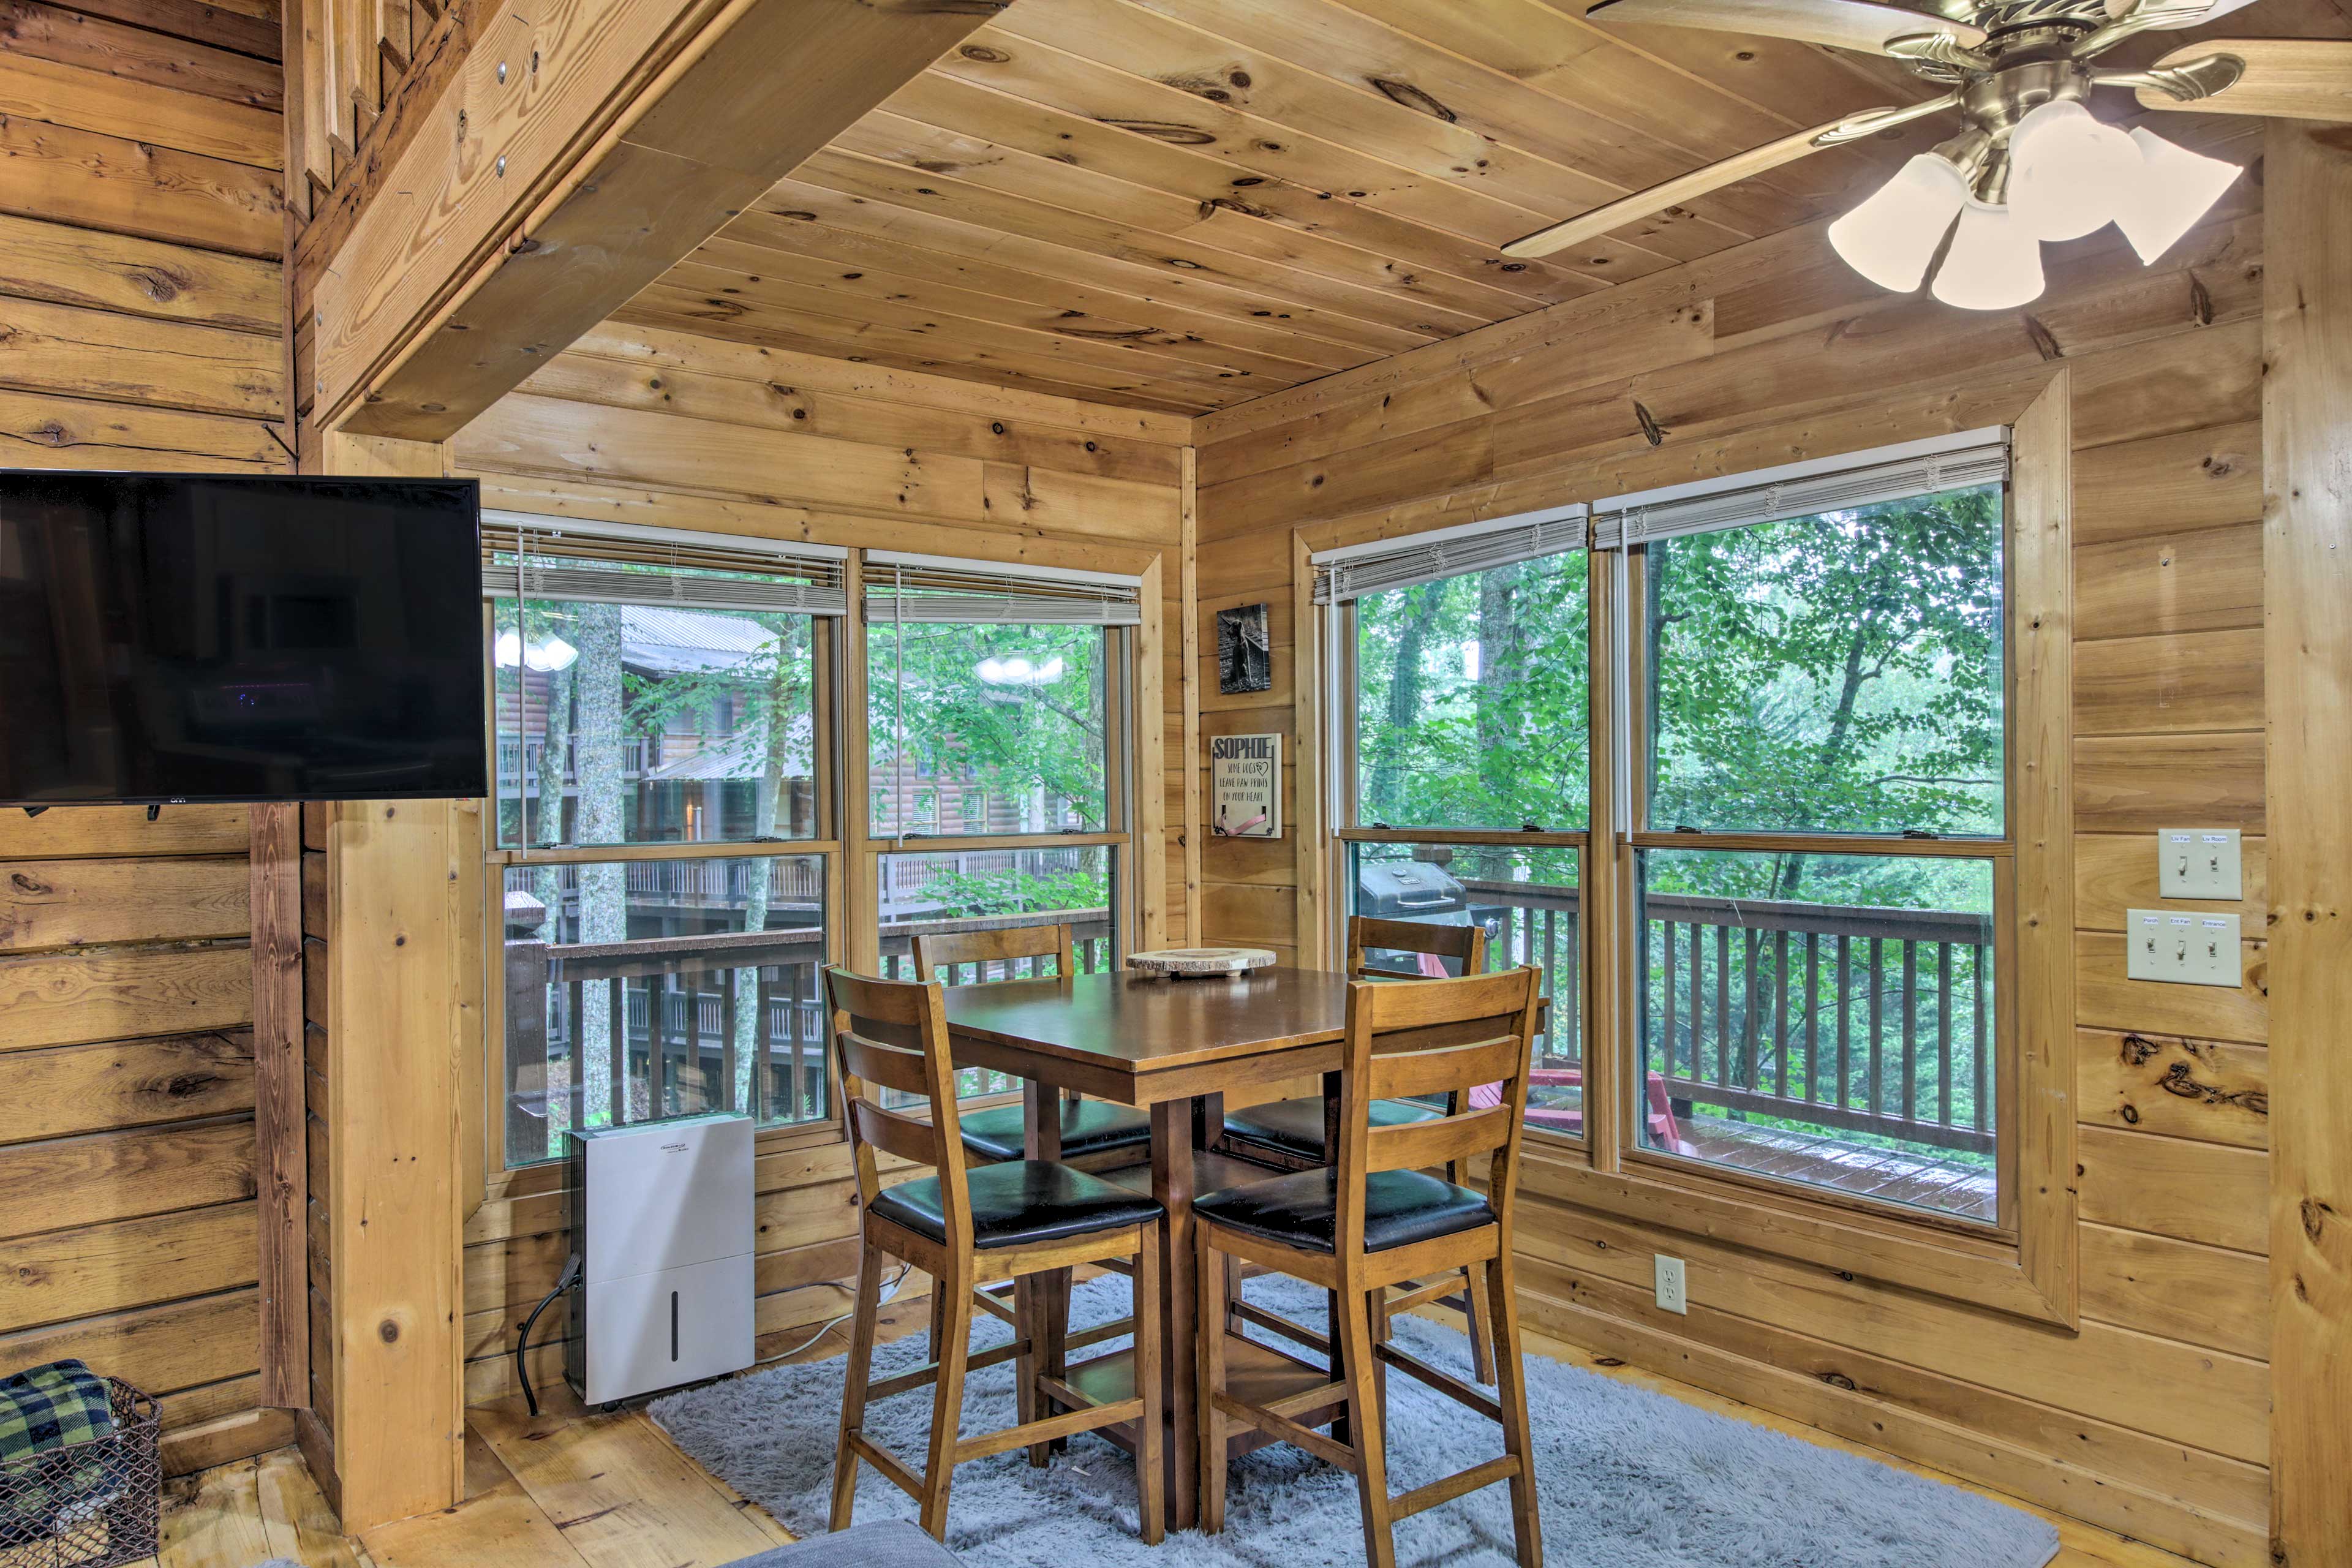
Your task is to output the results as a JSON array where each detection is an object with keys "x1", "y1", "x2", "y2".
[
  {"x1": 1444, "y1": 881, "x2": 1993, "y2": 1166},
  {"x1": 503, "y1": 909, "x2": 1112, "y2": 1164}
]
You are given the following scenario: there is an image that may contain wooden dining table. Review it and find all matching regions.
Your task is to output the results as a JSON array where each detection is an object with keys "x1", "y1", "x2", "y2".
[{"x1": 937, "y1": 963, "x2": 1368, "y2": 1531}]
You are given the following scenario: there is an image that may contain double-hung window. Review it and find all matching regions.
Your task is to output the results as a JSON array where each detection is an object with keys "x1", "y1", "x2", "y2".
[
  {"x1": 1319, "y1": 508, "x2": 1593, "y2": 1133},
  {"x1": 1594, "y1": 429, "x2": 2011, "y2": 1224},
  {"x1": 862, "y1": 553, "x2": 1140, "y2": 1098},
  {"x1": 486, "y1": 517, "x2": 846, "y2": 1166}
]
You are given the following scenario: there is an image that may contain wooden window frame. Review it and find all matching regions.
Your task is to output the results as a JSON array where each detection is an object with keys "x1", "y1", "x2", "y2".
[{"x1": 1308, "y1": 375, "x2": 2076, "y2": 1325}]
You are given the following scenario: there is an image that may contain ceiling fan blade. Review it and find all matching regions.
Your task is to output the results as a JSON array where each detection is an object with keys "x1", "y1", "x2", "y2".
[
  {"x1": 1502, "y1": 95, "x2": 1954, "y2": 259},
  {"x1": 2131, "y1": 0, "x2": 2262, "y2": 27},
  {"x1": 1502, "y1": 121, "x2": 1847, "y2": 259},
  {"x1": 2134, "y1": 38, "x2": 2352, "y2": 121},
  {"x1": 1585, "y1": 0, "x2": 1983, "y2": 56}
]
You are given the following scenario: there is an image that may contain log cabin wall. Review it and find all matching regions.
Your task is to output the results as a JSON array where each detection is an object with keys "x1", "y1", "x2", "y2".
[
  {"x1": 1189, "y1": 189, "x2": 2272, "y2": 1566},
  {"x1": 0, "y1": 0, "x2": 287, "y2": 1480},
  {"x1": 447, "y1": 320, "x2": 1194, "y2": 1403}
]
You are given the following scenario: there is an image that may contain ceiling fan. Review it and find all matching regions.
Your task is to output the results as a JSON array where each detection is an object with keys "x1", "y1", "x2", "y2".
[{"x1": 1502, "y1": 0, "x2": 2352, "y2": 307}]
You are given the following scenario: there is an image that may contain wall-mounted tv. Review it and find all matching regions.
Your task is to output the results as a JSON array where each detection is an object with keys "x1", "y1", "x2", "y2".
[{"x1": 0, "y1": 472, "x2": 486, "y2": 806}]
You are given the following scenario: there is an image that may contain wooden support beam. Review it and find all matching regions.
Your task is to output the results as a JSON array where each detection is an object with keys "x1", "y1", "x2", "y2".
[
  {"x1": 303, "y1": 0, "x2": 1005, "y2": 444},
  {"x1": 250, "y1": 802, "x2": 306, "y2": 1409},
  {"x1": 2263, "y1": 118, "x2": 2352, "y2": 1568},
  {"x1": 292, "y1": 430, "x2": 470, "y2": 1534}
]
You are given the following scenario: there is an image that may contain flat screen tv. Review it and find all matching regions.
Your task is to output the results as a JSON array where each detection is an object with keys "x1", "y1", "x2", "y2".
[{"x1": 0, "y1": 472, "x2": 486, "y2": 806}]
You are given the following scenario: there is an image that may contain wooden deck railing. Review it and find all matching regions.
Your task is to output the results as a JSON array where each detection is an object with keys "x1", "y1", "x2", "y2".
[
  {"x1": 1453, "y1": 880, "x2": 1994, "y2": 1155},
  {"x1": 503, "y1": 909, "x2": 1112, "y2": 1163}
]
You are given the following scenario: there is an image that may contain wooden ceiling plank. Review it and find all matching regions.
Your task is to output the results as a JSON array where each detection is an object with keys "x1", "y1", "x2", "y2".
[
  {"x1": 564, "y1": 318, "x2": 1197, "y2": 443},
  {"x1": 679, "y1": 237, "x2": 1338, "y2": 385},
  {"x1": 996, "y1": 0, "x2": 1770, "y2": 257},
  {"x1": 792, "y1": 147, "x2": 1450, "y2": 350},
  {"x1": 660, "y1": 256, "x2": 1305, "y2": 392},
  {"x1": 831, "y1": 110, "x2": 1538, "y2": 329},
  {"x1": 315, "y1": 0, "x2": 1003, "y2": 443},
  {"x1": 713, "y1": 211, "x2": 1366, "y2": 372},
  {"x1": 614, "y1": 285, "x2": 1240, "y2": 415},
  {"x1": 1090, "y1": 0, "x2": 1806, "y2": 238},
  {"x1": 880, "y1": 67, "x2": 1642, "y2": 304},
  {"x1": 936, "y1": 20, "x2": 1640, "y2": 254},
  {"x1": 737, "y1": 176, "x2": 1403, "y2": 363}
]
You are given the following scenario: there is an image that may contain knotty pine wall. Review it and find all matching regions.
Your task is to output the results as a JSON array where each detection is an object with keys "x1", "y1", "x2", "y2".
[
  {"x1": 0, "y1": 0, "x2": 286, "y2": 1478},
  {"x1": 1190, "y1": 177, "x2": 2272, "y2": 1564},
  {"x1": 446, "y1": 320, "x2": 1195, "y2": 1401}
]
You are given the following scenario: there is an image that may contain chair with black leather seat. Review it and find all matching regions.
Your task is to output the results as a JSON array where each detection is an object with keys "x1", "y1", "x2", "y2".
[
  {"x1": 824, "y1": 966, "x2": 1166, "y2": 1545},
  {"x1": 1193, "y1": 966, "x2": 1544, "y2": 1568},
  {"x1": 1221, "y1": 916, "x2": 1499, "y2": 1382},
  {"x1": 909, "y1": 923, "x2": 1152, "y2": 1172}
]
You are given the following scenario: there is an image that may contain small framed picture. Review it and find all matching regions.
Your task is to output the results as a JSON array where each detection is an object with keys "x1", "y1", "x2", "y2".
[
  {"x1": 1216, "y1": 602, "x2": 1272, "y2": 695},
  {"x1": 1211, "y1": 733, "x2": 1280, "y2": 839}
]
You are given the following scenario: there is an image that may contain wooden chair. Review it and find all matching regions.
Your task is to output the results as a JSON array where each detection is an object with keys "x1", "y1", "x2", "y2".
[
  {"x1": 910, "y1": 923, "x2": 1148, "y2": 1381},
  {"x1": 908, "y1": 923, "x2": 1152, "y2": 1174},
  {"x1": 1221, "y1": 916, "x2": 1499, "y2": 1382},
  {"x1": 1193, "y1": 967, "x2": 1544, "y2": 1568},
  {"x1": 824, "y1": 967, "x2": 1167, "y2": 1544}
]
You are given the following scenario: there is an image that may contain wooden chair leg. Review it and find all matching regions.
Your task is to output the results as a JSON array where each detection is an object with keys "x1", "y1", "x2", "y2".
[
  {"x1": 1194, "y1": 1226, "x2": 1229, "y2": 1535},
  {"x1": 928, "y1": 1276, "x2": 951, "y2": 1364},
  {"x1": 1016, "y1": 1275, "x2": 1047, "y2": 1468},
  {"x1": 1221, "y1": 1251, "x2": 1241, "y2": 1337},
  {"x1": 1485, "y1": 1251, "x2": 1542, "y2": 1568},
  {"x1": 1462, "y1": 1262, "x2": 1498, "y2": 1385},
  {"x1": 1132, "y1": 1223, "x2": 1165, "y2": 1545},
  {"x1": 1336, "y1": 1278, "x2": 1396, "y2": 1568},
  {"x1": 830, "y1": 1238, "x2": 887, "y2": 1532},
  {"x1": 918, "y1": 1276, "x2": 973, "y2": 1542},
  {"x1": 1365, "y1": 1288, "x2": 1390, "y2": 1439}
]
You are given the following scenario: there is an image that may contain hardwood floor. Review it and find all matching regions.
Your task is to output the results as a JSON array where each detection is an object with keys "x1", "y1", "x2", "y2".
[{"x1": 146, "y1": 1301, "x2": 2200, "y2": 1568}]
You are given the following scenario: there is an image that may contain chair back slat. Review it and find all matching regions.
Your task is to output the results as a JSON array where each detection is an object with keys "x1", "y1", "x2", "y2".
[
  {"x1": 1332, "y1": 965, "x2": 1540, "y2": 1262},
  {"x1": 1365, "y1": 1102, "x2": 1516, "y2": 1174},
  {"x1": 1348, "y1": 914, "x2": 1487, "y2": 980},
  {"x1": 823, "y1": 965, "x2": 972, "y2": 1238},
  {"x1": 1368, "y1": 1031, "x2": 1526, "y2": 1102},
  {"x1": 913, "y1": 922, "x2": 1076, "y2": 984},
  {"x1": 851, "y1": 1099, "x2": 945, "y2": 1168}
]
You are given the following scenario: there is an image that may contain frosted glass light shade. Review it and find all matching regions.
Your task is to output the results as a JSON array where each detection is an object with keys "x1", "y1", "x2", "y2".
[
  {"x1": 2115, "y1": 127, "x2": 2242, "y2": 265},
  {"x1": 1827, "y1": 154, "x2": 1969, "y2": 292},
  {"x1": 1931, "y1": 201, "x2": 2045, "y2": 311},
  {"x1": 2008, "y1": 99, "x2": 2143, "y2": 242}
]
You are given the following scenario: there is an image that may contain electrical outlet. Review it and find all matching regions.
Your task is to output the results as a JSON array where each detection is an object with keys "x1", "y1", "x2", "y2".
[
  {"x1": 1654, "y1": 1254, "x2": 1687, "y2": 1316},
  {"x1": 2159, "y1": 828, "x2": 2242, "y2": 900},
  {"x1": 2127, "y1": 909, "x2": 2243, "y2": 987}
]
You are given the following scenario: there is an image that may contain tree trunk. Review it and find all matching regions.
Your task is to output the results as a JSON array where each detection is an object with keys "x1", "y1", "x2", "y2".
[
  {"x1": 573, "y1": 605, "x2": 630, "y2": 1118},
  {"x1": 1365, "y1": 586, "x2": 1445, "y2": 823}
]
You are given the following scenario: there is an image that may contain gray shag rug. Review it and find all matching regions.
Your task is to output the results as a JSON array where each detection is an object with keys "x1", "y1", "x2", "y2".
[{"x1": 650, "y1": 1274, "x2": 2059, "y2": 1568}]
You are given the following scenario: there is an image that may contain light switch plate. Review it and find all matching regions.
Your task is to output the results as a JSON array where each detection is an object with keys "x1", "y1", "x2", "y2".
[
  {"x1": 2127, "y1": 908, "x2": 2243, "y2": 987},
  {"x1": 2160, "y1": 828, "x2": 2242, "y2": 900}
]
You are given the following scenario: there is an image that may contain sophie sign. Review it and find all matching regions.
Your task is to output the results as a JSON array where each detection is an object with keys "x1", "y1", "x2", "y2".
[{"x1": 1211, "y1": 733, "x2": 1281, "y2": 839}]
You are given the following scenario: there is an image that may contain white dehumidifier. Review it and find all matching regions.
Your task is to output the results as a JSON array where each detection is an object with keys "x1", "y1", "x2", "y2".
[{"x1": 557, "y1": 1112, "x2": 755, "y2": 1408}]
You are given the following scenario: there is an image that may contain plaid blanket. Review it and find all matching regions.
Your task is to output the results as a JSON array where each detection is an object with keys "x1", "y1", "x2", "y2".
[{"x1": 0, "y1": 1360, "x2": 118, "y2": 1546}]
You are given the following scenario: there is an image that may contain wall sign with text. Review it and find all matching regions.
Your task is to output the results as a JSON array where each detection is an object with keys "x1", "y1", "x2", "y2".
[{"x1": 1211, "y1": 733, "x2": 1281, "y2": 839}]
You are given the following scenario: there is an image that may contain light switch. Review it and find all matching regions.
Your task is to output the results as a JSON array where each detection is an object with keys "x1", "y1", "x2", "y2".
[
  {"x1": 2127, "y1": 908, "x2": 2242, "y2": 987},
  {"x1": 2159, "y1": 828, "x2": 2242, "y2": 900}
]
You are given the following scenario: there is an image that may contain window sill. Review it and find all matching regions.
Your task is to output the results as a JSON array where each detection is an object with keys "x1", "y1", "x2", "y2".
[{"x1": 1513, "y1": 1129, "x2": 2070, "y2": 1327}]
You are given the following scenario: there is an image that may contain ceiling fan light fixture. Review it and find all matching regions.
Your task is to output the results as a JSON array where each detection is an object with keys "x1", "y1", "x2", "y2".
[
  {"x1": 1931, "y1": 199, "x2": 2045, "y2": 310},
  {"x1": 1827, "y1": 153, "x2": 1969, "y2": 292},
  {"x1": 2007, "y1": 99, "x2": 2143, "y2": 242},
  {"x1": 2114, "y1": 127, "x2": 2242, "y2": 264}
]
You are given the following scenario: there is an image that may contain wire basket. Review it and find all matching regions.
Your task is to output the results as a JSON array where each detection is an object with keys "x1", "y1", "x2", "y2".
[{"x1": 0, "y1": 1380, "x2": 161, "y2": 1568}]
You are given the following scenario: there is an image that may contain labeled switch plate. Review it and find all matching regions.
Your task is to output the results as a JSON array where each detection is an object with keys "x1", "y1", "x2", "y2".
[
  {"x1": 2159, "y1": 828, "x2": 2242, "y2": 900},
  {"x1": 1655, "y1": 1254, "x2": 1687, "y2": 1316},
  {"x1": 2127, "y1": 908, "x2": 2244, "y2": 988}
]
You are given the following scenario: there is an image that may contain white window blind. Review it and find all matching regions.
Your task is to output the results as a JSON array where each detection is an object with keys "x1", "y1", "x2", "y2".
[
  {"x1": 1591, "y1": 428, "x2": 2009, "y2": 549},
  {"x1": 481, "y1": 513, "x2": 848, "y2": 614},
  {"x1": 1311, "y1": 505, "x2": 1589, "y2": 604},
  {"x1": 863, "y1": 551, "x2": 1142, "y2": 625}
]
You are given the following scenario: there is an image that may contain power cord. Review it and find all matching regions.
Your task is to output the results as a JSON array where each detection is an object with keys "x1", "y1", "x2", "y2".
[
  {"x1": 514, "y1": 1254, "x2": 582, "y2": 1417},
  {"x1": 513, "y1": 1256, "x2": 911, "y2": 1414}
]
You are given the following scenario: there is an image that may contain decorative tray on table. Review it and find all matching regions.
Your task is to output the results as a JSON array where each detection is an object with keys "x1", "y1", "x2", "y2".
[{"x1": 1126, "y1": 947, "x2": 1276, "y2": 980}]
